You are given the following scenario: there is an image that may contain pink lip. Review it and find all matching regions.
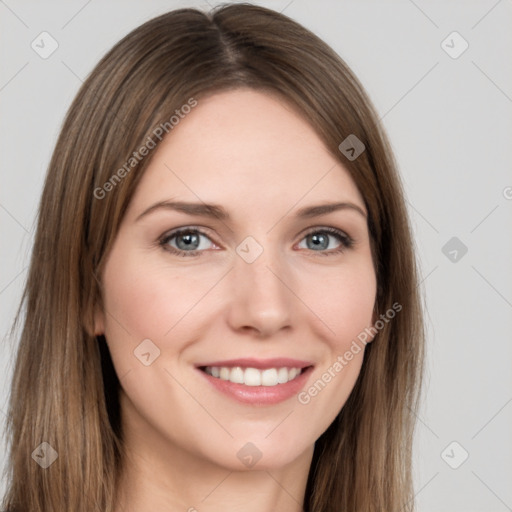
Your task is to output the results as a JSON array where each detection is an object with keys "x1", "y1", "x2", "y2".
[
  {"x1": 196, "y1": 365, "x2": 314, "y2": 406},
  {"x1": 195, "y1": 357, "x2": 313, "y2": 370}
]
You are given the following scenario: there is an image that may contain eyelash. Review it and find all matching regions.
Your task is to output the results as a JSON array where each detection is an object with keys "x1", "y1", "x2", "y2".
[{"x1": 158, "y1": 226, "x2": 354, "y2": 258}]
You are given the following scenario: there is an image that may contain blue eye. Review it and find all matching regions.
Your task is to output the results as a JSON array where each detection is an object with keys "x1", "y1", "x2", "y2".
[
  {"x1": 159, "y1": 226, "x2": 353, "y2": 257},
  {"x1": 297, "y1": 227, "x2": 353, "y2": 256},
  {"x1": 160, "y1": 228, "x2": 215, "y2": 257}
]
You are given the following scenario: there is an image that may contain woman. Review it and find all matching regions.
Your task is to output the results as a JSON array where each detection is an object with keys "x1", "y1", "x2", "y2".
[{"x1": 2, "y1": 3, "x2": 424, "y2": 511}]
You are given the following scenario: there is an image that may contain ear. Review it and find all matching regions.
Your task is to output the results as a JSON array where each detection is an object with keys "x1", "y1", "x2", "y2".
[
  {"x1": 365, "y1": 307, "x2": 379, "y2": 344},
  {"x1": 84, "y1": 270, "x2": 106, "y2": 337},
  {"x1": 93, "y1": 304, "x2": 105, "y2": 336},
  {"x1": 83, "y1": 303, "x2": 105, "y2": 337}
]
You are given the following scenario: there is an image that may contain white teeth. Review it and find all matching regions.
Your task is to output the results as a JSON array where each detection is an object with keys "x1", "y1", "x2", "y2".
[
  {"x1": 230, "y1": 366, "x2": 244, "y2": 384},
  {"x1": 277, "y1": 367, "x2": 289, "y2": 383},
  {"x1": 244, "y1": 368, "x2": 261, "y2": 386},
  {"x1": 261, "y1": 368, "x2": 277, "y2": 386},
  {"x1": 203, "y1": 366, "x2": 304, "y2": 386}
]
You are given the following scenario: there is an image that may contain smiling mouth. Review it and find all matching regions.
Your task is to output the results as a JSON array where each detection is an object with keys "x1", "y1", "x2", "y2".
[{"x1": 198, "y1": 365, "x2": 312, "y2": 387}]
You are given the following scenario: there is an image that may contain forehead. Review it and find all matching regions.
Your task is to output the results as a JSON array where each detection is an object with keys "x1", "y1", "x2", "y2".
[{"x1": 126, "y1": 89, "x2": 365, "y2": 219}]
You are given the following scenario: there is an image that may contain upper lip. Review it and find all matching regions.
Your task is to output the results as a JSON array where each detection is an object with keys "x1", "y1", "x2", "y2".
[{"x1": 195, "y1": 357, "x2": 314, "y2": 370}]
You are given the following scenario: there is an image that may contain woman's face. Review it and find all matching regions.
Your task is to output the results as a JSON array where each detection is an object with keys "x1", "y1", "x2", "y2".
[{"x1": 95, "y1": 89, "x2": 377, "y2": 471}]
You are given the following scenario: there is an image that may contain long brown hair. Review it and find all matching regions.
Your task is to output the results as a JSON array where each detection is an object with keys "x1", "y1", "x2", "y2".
[{"x1": 1, "y1": 3, "x2": 424, "y2": 511}]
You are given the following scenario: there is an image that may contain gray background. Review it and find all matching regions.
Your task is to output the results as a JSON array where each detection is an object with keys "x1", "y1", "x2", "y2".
[{"x1": 1, "y1": 1, "x2": 511, "y2": 510}]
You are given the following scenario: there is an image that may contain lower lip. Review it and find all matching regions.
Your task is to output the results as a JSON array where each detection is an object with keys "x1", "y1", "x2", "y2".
[{"x1": 196, "y1": 366, "x2": 314, "y2": 405}]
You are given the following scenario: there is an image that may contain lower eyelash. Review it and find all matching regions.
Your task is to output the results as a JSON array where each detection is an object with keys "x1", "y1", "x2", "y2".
[
  {"x1": 159, "y1": 227, "x2": 354, "y2": 257},
  {"x1": 306, "y1": 227, "x2": 354, "y2": 256},
  {"x1": 159, "y1": 228, "x2": 208, "y2": 257}
]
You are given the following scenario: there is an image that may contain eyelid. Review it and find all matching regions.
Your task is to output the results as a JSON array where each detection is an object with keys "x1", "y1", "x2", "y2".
[
  {"x1": 158, "y1": 225, "x2": 222, "y2": 248},
  {"x1": 296, "y1": 226, "x2": 355, "y2": 253},
  {"x1": 299, "y1": 225, "x2": 350, "y2": 240},
  {"x1": 158, "y1": 224, "x2": 355, "y2": 257}
]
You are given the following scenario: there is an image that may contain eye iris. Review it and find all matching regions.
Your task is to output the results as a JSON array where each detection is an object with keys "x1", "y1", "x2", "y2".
[
  {"x1": 176, "y1": 232, "x2": 200, "y2": 250},
  {"x1": 167, "y1": 229, "x2": 342, "y2": 254},
  {"x1": 308, "y1": 233, "x2": 329, "y2": 250}
]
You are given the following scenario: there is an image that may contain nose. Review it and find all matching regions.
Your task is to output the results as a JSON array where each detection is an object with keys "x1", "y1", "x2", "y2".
[{"x1": 226, "y1": 243, "x2": 294, "y2": 338}]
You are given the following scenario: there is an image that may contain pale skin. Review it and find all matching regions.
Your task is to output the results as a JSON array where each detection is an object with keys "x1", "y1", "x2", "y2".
[{"x1": 94, "y1": 89, "x2": 377, "y2": 512}]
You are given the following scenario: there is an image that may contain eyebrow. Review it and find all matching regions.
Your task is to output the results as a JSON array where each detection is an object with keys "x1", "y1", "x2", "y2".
[{"x1": 135, "y1": 200, "x2": 367, "y2": 222}]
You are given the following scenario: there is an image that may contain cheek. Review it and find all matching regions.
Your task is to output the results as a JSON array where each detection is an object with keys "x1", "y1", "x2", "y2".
[
  {"x1": 101, "y1": 239, "x2": 376, "y2": 356},
  {"x1": 292, "y1": 262, "x2": 375, "y2": 427},
  {"x1": 302, "y1": 260, "x2": 377, "y2": 346},
  {"x1": 101, "y1": 248, "x2": 214, "y2": 343}
]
